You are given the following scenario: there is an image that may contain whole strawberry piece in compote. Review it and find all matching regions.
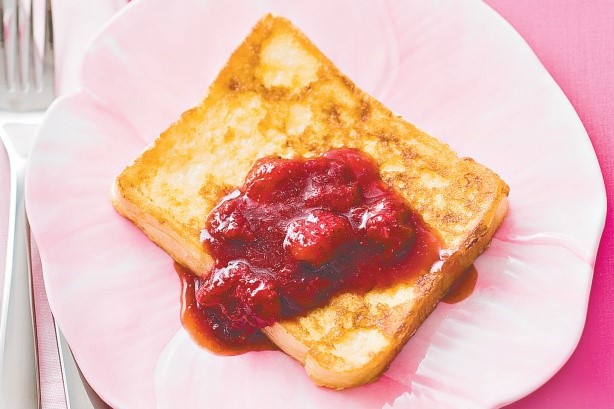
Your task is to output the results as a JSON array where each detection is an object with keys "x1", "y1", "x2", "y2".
[
  {"x1": 203, "y1": 191, "x2": 253, "y2": 250},
  {"x1": 353, "y1": 196, "x2": 416, "y2": 259},
  {"x1": 197, "y1": 261, "x2": 281, "y2": 330},
  {"x1": 244, "y1": 157, "x2": 304, "y2": 202},
  {"x1": 324, "y1": 148, "x2": 380, "y2": 185},
  {"x1": 303, "y1": 159, "x2": 359, "y2": 212},
  {"x1": 284, "y1": 209, "x2": 353, "y2": 267}
]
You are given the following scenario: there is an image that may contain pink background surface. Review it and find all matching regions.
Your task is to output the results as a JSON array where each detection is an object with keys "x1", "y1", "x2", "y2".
[
  {"x1": 485, "y1": 1, "x2": 614, "y2": 408},
  {"x1": 0, "y1": 1, "x2": 611, "y2": 408}
]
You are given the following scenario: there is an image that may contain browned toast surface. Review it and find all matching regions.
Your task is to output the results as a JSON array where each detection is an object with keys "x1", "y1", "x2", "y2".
[{"x1": 111, "y1": 14, "x2": 509, "y2": 389}]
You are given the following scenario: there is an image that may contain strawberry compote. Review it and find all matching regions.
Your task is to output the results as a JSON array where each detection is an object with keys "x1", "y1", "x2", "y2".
[{"x1": 194, "y1": 148, "x2": 439, "y2": 349}]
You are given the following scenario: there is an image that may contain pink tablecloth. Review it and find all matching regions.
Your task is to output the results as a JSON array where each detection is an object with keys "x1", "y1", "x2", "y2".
[{"x1": 485, "y1": 1, "x2": 614, "y2": 408}]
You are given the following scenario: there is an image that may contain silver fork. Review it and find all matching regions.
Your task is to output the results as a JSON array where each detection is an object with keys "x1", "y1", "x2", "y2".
[
  {"x1": 1, "y1": 0, "x2": 54, "y2": 109},
  {"x1": 0, "y1": 0, "x2": 53, "y2": 407},
  {"x1": 2, "y1": 2, "x2": 109, "y2": 408}
]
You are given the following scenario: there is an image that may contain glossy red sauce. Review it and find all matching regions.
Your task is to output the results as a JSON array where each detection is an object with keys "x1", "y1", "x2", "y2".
[
  {"x1": 442, "y1": 264, "x2": 478, "y2": 304},
  {"x1": 188, "y1": 148, "x2": 440, "y2": 349},
  {"x1": 175, "y1": 262, "x2": 275, "y2": 355}
]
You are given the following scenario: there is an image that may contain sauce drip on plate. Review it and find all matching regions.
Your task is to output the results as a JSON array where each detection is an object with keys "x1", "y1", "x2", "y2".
[{"x1": 442, "y1": 264, "x2": 478, "y2": 304}]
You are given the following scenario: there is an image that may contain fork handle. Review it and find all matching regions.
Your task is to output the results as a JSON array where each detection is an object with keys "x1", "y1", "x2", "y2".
[{"x1": 0, "y1": 158, "x2": 40, "y2": 408}]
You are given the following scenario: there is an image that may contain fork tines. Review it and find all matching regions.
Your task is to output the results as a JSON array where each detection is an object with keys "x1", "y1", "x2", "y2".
[{"x1": 1, "y1": 0, "x2": 54, "y2": 111}]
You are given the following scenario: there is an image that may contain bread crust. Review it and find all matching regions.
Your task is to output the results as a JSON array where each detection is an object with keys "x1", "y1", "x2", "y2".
[{"x1": 111, "y1": 14, "x2": 509, "y2": 389}]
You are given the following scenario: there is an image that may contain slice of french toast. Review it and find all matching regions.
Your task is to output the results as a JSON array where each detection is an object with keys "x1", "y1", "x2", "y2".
[{"x1": 111, "y1": 14, "x2": 509, "y2": 389}]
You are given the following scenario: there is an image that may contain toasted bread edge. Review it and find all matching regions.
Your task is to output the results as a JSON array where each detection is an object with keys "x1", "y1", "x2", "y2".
[{"x1": 111, "y1": 179, "x2": 213, "y2": 275}]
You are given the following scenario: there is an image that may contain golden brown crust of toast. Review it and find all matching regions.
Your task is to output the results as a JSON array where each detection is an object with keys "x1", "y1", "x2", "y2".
[{"x1": 111, "y1": 14, "x2": 509, "y2": 389}]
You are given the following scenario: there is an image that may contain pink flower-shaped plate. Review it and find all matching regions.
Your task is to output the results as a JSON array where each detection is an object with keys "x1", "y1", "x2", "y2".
[{"x1": 25, "y1": 0, "x2": 606, "y2": 408}]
